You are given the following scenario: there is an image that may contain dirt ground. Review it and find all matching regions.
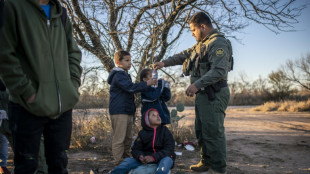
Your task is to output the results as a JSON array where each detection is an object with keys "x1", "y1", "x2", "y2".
[{"x1": 6, "y1": 107, "x2": 310, "y2": 173}]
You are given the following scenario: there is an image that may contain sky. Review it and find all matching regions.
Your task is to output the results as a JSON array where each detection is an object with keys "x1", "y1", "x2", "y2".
[{"x1": 174, "y1": 1, "x2": 310, "y2": 82}]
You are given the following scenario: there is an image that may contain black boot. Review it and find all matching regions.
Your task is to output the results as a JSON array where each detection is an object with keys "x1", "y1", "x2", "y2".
[{"x1": 190, "y1": 160, "x2": 210, "y2": 172}]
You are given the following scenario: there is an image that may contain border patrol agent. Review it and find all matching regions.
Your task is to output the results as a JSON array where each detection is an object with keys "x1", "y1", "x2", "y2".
[{"x1": 154, "y1": 12, "x2": 233, "y2": 174}]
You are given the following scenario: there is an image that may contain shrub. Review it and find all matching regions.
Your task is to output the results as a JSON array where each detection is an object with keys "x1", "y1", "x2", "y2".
[{"x1": 252, "y1": 99, "x2": 310, "y2": 112}]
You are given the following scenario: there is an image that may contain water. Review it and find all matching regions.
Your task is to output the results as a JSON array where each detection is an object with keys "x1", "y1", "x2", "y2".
[{"x1": 152, "y1": 69, "x2": 158, "y2": 88}]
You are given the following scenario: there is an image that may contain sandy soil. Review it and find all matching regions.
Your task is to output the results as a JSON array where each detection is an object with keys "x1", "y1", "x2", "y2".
[{"x1": 6, "y1": 107, "x2": 310, "y2": 174}]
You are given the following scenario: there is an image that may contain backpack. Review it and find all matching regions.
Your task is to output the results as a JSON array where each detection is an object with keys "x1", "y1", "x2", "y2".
[
  {"x1": 0, "y1": 0, "x2": 4, "y2": 28},
  {"x1": 61, "y1": 6, "x2": 67, "y2": 27}
]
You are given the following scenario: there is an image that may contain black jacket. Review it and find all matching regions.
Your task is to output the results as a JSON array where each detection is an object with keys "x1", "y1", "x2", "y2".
[
  {"x1": 0, "y1": 80, "x2": 5, "y2": 91},
  {"x1": 0, "y1": 0, "x2": 3, "y2": 28},
  {"x1": 107, "y1": 67, "x2": 147, "y2": 115},
  {"x1": 131, "y1": 108, "x2": 176, "y2": 165}
]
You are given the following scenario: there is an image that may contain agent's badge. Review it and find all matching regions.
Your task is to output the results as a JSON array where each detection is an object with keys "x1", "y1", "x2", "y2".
[{"x1": 215, "y1": 48, "x2": 225, "y2": 57}]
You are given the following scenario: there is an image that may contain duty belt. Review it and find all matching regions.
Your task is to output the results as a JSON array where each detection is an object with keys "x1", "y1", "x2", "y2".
[{"x1": 197, "y1": 81, "x2": 228, "y2": 101}]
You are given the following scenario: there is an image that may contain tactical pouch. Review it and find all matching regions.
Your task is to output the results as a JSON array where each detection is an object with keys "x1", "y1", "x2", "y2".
[
  {"x1": 183, "y1": 58, "x2": 195, "y2": 77},
  {"x1": 230, "y1": 56, "x2": 234, "y2": 71},
  {"x1": 211, "y1": 82, "x2": 221, "y2": 93},
  {"x1": 205, "y1": 86, "x2": 216, "y2": 101},
  {"x1": 182, "y1": 58, "x2": 190, "y2": 76},
  {"x1": 201, "y1": 81, "x2": 228, "y2": 101}
]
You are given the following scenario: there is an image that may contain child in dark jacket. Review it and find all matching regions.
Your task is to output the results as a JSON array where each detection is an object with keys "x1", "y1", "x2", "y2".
[
  {"x1": 110, "y1": 108, "x2": 176, "y2": 174},
  {"x1": 140, "y1": 69, "x2": 171, "y2": 125},
  {"x1": 107, "y1": 51, "x2": 157, "y2": 165}
]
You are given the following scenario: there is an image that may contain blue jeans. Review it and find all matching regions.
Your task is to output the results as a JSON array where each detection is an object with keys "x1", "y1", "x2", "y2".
[
  {"x1": 0, "y1": 133, "x2": 8, "y2": 166},
  {"x1": 111, "y1": 157, "x2": 173, "y2": 174}
]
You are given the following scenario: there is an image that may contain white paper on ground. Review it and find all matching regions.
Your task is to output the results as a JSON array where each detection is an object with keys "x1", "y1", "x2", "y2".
[
  {"x1": 175, "y1": 152, "x2": 182, "y2": 156},
  {"x1": 184, "y1": 144, "x2": 195, "y2": 151}
]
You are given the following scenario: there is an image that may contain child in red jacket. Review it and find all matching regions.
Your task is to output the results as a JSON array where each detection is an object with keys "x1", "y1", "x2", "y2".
[{"x1": 110, "y1": 108, "x2": 176, "y2": 174}]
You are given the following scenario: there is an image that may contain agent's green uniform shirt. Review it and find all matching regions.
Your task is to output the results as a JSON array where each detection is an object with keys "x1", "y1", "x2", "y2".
[
  {"x1": 163, "y1": 29, "x2": 232, "y2": 173},
  {"x1": 163, "y1": 30, "x2": 232, "y2": 87}
]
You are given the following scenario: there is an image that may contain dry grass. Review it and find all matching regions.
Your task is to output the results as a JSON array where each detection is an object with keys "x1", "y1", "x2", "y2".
[
  {"x1": 169, "y1": 123, "x2": 195, "y2": 144},
  {"x1": 252, "y1": 99, "x2": 310, "y2": 112},
  {"x1": 70, "y1": 109, "x2": 194, "y2": 149},
  {"x1": 251, "y1": 101, "x2": 279, "y2": 112},
  {"x1": 71, "y1": 109, "x2": 112, "y2": 149}
]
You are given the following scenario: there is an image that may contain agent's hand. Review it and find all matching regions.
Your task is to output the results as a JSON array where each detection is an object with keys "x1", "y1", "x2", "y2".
[
  {"x1": 139, "y1": 155, "x2": 146, "y2": 163},
  {"x1": 27, "y1": 93, "x2": 36, "y2": 103},
  {"x1": 146, "y1": 78, "x2": 158, "y2": 86},
  {"x1": 144, "y1": 156, "x2": 155, "y2": 163},
  {"x1": 153, "y1": 62, "x2": 165, "y2": 70},
  {"x1": 186, "y1": 84, "x2": 198, "y2": 97}
]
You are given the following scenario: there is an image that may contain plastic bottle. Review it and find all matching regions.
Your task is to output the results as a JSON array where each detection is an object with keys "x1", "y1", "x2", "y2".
[{"x1": 152, "y1": 69, "x2": 158, "y2": 88}]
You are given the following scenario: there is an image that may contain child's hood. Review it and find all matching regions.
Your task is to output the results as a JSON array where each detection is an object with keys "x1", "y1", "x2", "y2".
[
  {"x1": 142, "y1": 108, "x2": 161, "y2": 131},
  {"x1": 107, "y1": 67, "x2": 125, "y2": 85}
]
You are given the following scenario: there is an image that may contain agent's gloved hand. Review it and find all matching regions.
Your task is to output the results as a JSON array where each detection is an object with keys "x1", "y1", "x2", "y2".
[{"x1": 153, "y1": 62, "x2": 165, "y2": 70}]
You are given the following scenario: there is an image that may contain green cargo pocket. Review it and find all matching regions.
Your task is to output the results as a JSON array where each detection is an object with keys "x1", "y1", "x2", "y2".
[
  {"x1": 213, "y1": 87, "x2": 230, "y2": 115},
  {"x1": 196, "y1": 93, "x2": 225, "y2": 138}
]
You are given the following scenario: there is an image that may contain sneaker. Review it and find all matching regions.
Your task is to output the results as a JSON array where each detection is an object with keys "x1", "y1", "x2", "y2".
[
  {"x1": 91, "y1": 168, "x2": 112, "y2": 174},
  {"x1": 0, "y1": 167, "x2": 12, "y2": 174},
  {"x1": 206, "y1": 168, "x2": 226, "y2": 174},
  {"x1": 189, "y1": 160, "x2": 210, "y2": 172}
]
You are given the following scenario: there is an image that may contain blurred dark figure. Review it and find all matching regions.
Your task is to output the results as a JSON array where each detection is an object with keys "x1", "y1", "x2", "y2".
[{"x1": 0, "y1": 0, "x2": 4, "y2": 28}]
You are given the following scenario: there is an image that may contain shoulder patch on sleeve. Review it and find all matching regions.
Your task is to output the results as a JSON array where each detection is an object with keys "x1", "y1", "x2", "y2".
[{"x1": 215, "y1": 48, "x2": 225, "y2": 57}]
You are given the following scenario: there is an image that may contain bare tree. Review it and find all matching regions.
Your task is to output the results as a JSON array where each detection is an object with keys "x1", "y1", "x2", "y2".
[
  {"x1": 61, "y1": 0, "x2": 196, "y2": 74},
  {"x1": 281, "y1": 54, "x2": 310, "y2": 91},
  {"x1": 269, "y1": 70, "x2": 293, "y2": 100},
  {"x1": 60, "y1": 0, "x2": 306, "y2": 75}
]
